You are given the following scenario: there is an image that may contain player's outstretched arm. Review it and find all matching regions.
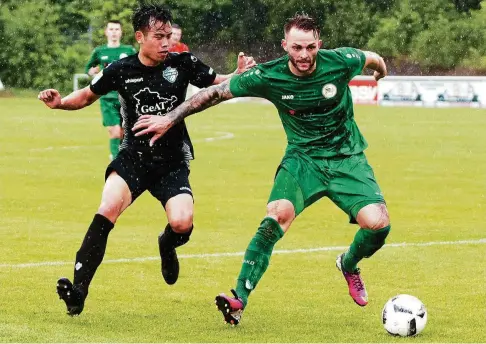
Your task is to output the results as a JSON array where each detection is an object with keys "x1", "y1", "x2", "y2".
[
  {"x1": 38, "y1": 86, "x2": 100, "y2": 110},
  {"x1": 212, "y1": 52, "x2": 256, "y2": 84},
  {"x1": 133, "y1": 79, "x2": 235, "y2": 146},
  {"x1": 363, "y1": 51, "x2": 387, "y2": 81}
]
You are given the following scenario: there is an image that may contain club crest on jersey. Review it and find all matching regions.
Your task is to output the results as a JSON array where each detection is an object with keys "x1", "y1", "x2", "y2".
[
  {"x1": 163, "y1": 67, "x2": 178, "y2": 83},
  {"x1": 322, "y1": 83, "x2": 337, "y2": 99}
]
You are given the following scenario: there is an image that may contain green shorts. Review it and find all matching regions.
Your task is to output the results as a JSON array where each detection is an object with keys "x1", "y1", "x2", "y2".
[
  {"x1": 268, "y1": 151, "x2": 385, "y2": 223},
  {"x1": 100, "y1": 97, "x2": 121, "y2": 127}
]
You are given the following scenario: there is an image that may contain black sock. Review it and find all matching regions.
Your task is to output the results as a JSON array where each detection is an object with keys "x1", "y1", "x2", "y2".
[
  {"x1": 73, "y1": 214, "x2": 114, "y2": 295},
  {"x1": 159, "y1": 224, "x2": 192, "y2": 250}
]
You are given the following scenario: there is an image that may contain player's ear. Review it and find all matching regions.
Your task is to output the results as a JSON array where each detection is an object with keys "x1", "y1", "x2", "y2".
[
  {"x1": 135, "y1": 31, "x2": 144, "y2": 44},
  {"x1": 318, "y1": 40, "x2": 322, "y2": 49},
  {"x1": 281, "y1": 39, "x2": 288, "y2": 52}
]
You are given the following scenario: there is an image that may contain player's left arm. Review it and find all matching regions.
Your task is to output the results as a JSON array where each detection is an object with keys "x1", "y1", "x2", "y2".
[
  {"x1": 133, "y1": 79, "x2": 235, "y2": 146},
  {"x1": 362, "y1": 51, "x2": 387, "y2": 81},
  {"x1": 212, "y1": 52, "x2": 256, "y2": 84}
]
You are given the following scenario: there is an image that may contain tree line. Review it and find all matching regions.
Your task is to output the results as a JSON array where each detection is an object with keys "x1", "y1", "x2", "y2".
[{"x1": 0, "y1": 0, "x2": 484, "y2": 92}]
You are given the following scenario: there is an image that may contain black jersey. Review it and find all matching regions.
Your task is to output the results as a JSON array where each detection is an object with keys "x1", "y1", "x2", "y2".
[{"x1": 90, "y1": 52, "x2": 216, "y2": 161}]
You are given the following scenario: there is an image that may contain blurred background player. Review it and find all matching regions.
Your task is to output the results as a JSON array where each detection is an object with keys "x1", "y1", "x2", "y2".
[
  {"x1": 85, "y1": 20, "x2": 137, "y2": 159},
  {"x1": 169, "y1": 23, "x2": 189, "y2": 53}
]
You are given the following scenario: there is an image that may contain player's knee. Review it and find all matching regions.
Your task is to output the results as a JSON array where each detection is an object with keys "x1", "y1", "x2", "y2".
[
  {"x1": 357, "y1": 203, "x2": 390, "y2": 230},
  {"x1": 168, "y1": 210, "x2": 193, "y2": 233},
  {"x1": 266, "y1": 200, "x2": 295, "y2": 231},
  {"x1": 97, "y1": 201, "x2": 123, "y2": 223}
]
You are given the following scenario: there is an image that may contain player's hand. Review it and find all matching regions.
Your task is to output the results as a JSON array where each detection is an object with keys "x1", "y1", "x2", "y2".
[
  {"x1": 88, "y1": 66, "x2": 100, "y2": 77},
  {"x1": 373, "y1": 70, "x2": 386, "y2": 81},
  {"x1": 132, "y1": 115, "x2": 172, "y2": 146},
  {"x1": 38, "y1": 89, "x2": 62, "y2": 109},
  {"x1": 236, "y1": 52, "x2": 257, "y2": 74}
]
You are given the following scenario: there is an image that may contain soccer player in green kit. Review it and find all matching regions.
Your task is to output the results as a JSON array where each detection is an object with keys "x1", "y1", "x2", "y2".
[
  {"x1": 132, "y1": 14, "x2": 389, "y2": 325},
  {"x1": 86, "y1": 20, "x2": 137, "y2": 159}
]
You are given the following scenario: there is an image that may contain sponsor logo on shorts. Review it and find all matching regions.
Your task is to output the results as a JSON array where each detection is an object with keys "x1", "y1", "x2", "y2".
[{"x1": 179, "y1": 186, "x2": 192, "y2": 192}]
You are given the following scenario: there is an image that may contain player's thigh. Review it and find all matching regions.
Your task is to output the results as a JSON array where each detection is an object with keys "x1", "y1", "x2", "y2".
[
  {"x1": 148, "y1": 161, "x2": 193, "y2": 230},
  {"x1": 269, "y1": 158, "x2": 326, "y2": 217},
  {"x1": 100, "y1": 98, "x2": 122, "y2": 127},
  {"x1": 327, "y1": 153, "x2": 385, "y2": 224},
  {"x1": 105, "y1": 148, "x2": 150, "y2": 203},
  {"x1": 98, "y1": 171, "x2": 132, "y2": 223}
]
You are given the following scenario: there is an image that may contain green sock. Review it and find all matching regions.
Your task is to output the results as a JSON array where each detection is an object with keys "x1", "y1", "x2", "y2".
[
  {"x1": 109, "y1": 138, "x2": 121, "y2": 158},
  {"x1": 235, "y1": 217, "x2": 284, "y2": 307},
  {"x1": 342, "y1": 225, "x2": 391, "y2": 273}
]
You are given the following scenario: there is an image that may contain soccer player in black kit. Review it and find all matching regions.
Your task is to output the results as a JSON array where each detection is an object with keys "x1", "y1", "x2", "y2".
[{"x1": 38, "y1": 4, "x2": 256, "y2": 316}]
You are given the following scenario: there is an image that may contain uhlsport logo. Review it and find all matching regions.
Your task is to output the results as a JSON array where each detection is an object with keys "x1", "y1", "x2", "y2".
[
  {"x1": 134, "y1": 87, "x2": 178, "y2": 116},
  {"x1": 163, "y1": 67, "x2": 178, "y2": 83},
  {"x1": 322, "y1": 83, "x2": 337, "y2": 99}
]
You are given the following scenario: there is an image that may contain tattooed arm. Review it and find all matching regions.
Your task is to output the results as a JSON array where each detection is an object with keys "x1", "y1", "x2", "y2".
[{"x1": 132, "y1": 79, "x2": 234, "y2": 146}]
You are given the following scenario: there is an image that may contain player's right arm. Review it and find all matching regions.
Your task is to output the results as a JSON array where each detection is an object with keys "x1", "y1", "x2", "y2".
[
  {"x1": 362, "y1": 51, "x2": 387, "y2": 81},
  {"x1": 38, "y1": 86, "x2": 100, "y2": 110},
  {"x1": 132, "y1": 68, "x2": 266, "y2": 145},
  {"x1": 85, "y1": 49, "x2": 100, "y2": 76}
]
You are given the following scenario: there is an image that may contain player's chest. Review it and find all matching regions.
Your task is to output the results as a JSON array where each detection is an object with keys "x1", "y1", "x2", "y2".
[
  {"x1": 99, "y1": 50, "x2": 130, "y2": 65},
  {"x1": 269, "y1": 74, "x2": 348, "y2": 110},
  {"x1": 117, "y1": 68, "x2": 190, "y2": 115}
]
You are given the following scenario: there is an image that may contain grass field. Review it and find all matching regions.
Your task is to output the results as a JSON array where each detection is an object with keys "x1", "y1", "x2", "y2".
[{"x1": 0, "y1": 94, "x2": 485, "y2": 343}]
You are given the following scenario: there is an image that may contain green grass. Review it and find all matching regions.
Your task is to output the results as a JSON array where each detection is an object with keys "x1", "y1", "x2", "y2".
[{"x1": 0, "y1": 97, "x2": 485, "y2": 342}]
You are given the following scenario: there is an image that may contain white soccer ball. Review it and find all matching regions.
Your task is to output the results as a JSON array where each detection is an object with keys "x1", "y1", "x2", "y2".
[{"x1": 382, "y1": 294, "x2": 427, "y2": 337}]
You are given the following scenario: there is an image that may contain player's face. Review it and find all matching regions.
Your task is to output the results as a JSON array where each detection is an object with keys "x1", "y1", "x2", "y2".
[
  {"x1": 171, "y1": 28, "x2": 182, "y2": 44},
  {"x1": 136, "y1": 21, "x2": 172, "y2": 63},
  {"x1": 105, "y1": 23, "x2": 122, "y2": 42},
  {"x1": 282, "y1": 27, "x2": 322, "y2": 75}
]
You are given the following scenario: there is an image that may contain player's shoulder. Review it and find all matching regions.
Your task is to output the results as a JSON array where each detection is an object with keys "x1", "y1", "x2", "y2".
[
  {"x1": 323, "y1": 47, "x2": 363, "y2": 59},
  {"x1": 250, "y1": 55, "x2": 288, "y2": 76},
  {"x1": 121, "y1": 44, "x2": 137, "y2": 51},
  {"x1": 168, "y1": 51, "x2": 200, "y2": 66},
  {"x1": 105, "y1": 54, "x2": 138, "y2": 71}
]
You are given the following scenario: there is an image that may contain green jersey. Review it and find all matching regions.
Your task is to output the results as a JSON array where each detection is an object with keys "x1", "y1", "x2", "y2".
[
  {"x1": 230, "y1": 48, "x2": 367, "y2": 158},
  {"x1": 85, "y1": 44, "x2": 137, "y2": 99}
]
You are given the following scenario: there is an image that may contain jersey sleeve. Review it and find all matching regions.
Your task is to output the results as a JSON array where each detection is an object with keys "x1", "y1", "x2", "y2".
[
  {"x1": 89, "y1": 63, "x2": 117, "y2": 96},
  {"x1": 183, "y1": 53, "x2": 216, "y2": 88},
  {"x1": 333, "y1": 47, "x2": 366, "y2": 80},
  {"x1": 229, "y1": 68, "x2": 266, "y2": 98},
  {"x1": 85, "y1": 49, "x2": 99, "y2": 74}
]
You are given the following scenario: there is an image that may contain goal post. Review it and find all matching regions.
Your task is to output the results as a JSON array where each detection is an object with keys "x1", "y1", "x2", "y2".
[{"x1": 73, "y1": 73, "x2": 90, "y2": 91}]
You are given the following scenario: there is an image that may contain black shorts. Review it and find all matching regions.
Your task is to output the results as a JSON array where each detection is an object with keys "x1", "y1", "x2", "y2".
[{"x1": 106, "y1": 148, "x2": 192, "y2": 207}]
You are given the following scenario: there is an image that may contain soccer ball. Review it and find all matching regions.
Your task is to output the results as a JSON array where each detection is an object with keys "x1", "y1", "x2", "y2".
[{"x1": 382, "y1": 294, "x2": 427, "y2": 337}]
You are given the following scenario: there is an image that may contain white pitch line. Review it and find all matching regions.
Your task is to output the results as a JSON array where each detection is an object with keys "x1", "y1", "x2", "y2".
[
  {"x1": 1, "y1": 238, "x2": 484, "y2": 269},
  {"x1": 29, "y1": 132, "x2": 235, "y2": 152}
]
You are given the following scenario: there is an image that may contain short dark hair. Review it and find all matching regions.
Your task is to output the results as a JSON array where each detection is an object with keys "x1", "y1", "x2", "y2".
[
  {"x1": 284, "y1": 13, "x2": 320, "y2": 38},
  {"x1": 132, "y1": 4, "x2": 172, "y2": 32},
  {"x1": 171, "y1": 23, "x2": 181, "y2": 30},
  {"x1": 107, "y1": 20, "x2": 122, "y2": 27}
]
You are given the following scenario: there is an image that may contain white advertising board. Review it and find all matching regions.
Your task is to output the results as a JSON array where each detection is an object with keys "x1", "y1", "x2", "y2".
[{"x1": 378, "y1": 76, "x2": 486, "y2": 108}]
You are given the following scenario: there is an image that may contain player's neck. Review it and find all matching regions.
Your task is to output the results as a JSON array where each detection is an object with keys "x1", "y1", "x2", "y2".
[
  {"x1": 107, "y1": 40, "x2": 121, "y2": 48},
  {"x1": 137, "y1": 52, "x2": 165, "y2": 67},
  {"x1": 288, "y1": 61, "x2": 317, "y2": 77}
]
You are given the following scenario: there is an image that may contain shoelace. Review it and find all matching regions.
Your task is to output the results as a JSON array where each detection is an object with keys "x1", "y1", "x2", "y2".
[{"x1": 350, "y1": 273, "x2": 364, "y2": 291}]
